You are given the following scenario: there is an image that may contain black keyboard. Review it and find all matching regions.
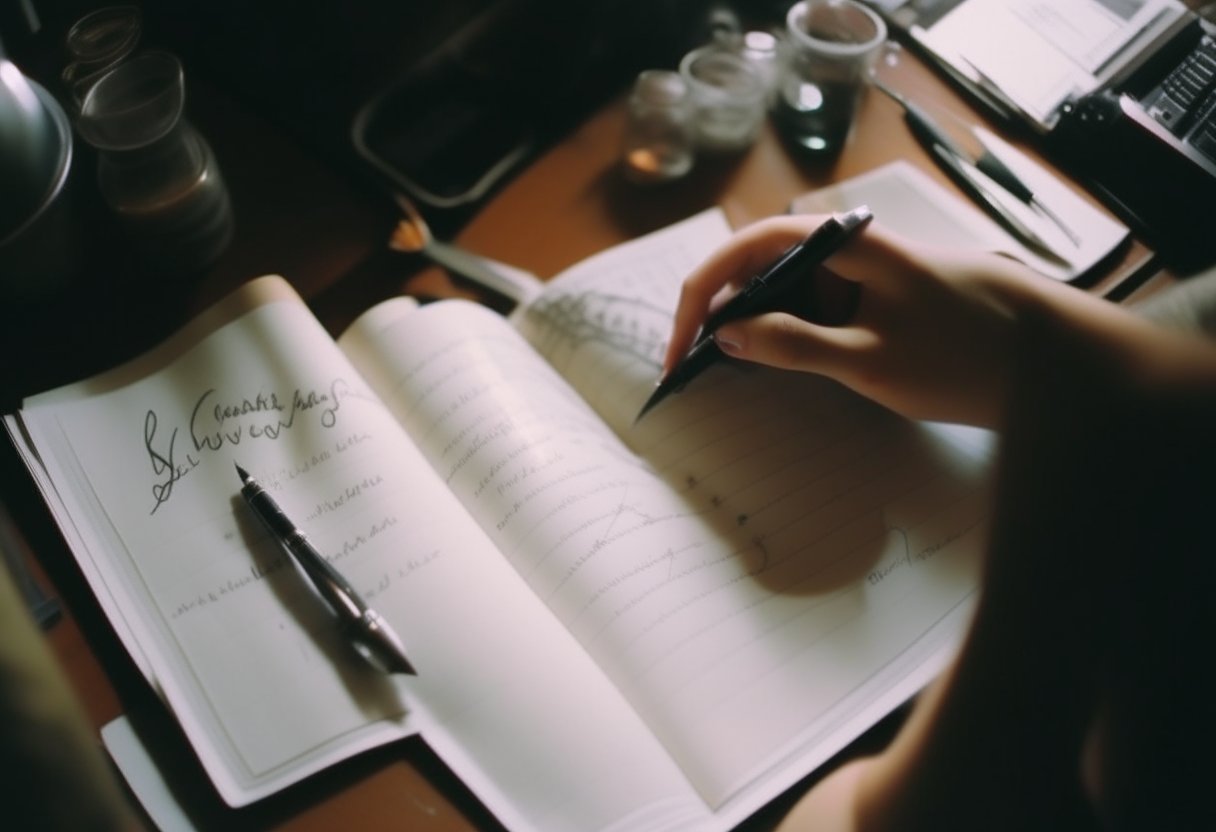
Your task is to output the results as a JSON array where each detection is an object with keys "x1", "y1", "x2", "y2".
[
  {"x1": 1141, "y1": 33, "x2": 1216, "y2": 164},
  {"x1": 1146, "y1": 35, "x2": 1216, "y2": 135}
]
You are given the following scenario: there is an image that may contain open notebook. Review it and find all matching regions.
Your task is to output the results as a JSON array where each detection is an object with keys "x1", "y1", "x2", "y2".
[{"x1": 7, "y1": 208, "x2": 993, "y2": 830}]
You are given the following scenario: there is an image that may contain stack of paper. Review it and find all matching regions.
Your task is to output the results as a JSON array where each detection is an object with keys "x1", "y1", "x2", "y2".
[{"x1": 908, "y1": 0, "x2": 1189, "y2": 128}]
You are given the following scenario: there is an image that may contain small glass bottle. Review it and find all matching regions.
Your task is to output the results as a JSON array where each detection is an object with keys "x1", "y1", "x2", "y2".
[
  {"x1": 621, "y1": 70, "x2": 696, "y2": 185},
  {"x1": 76, "y1": 51, "x2": 233, "y2": 277}
]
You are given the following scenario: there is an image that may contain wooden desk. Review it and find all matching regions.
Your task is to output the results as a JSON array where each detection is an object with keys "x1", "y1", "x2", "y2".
[
  {"x1": 0, "y1": 38, "x2": 1163, "y2": 832},
  {"x1": 452, "y1": 47, "x2": 1157, "y2": 300}
]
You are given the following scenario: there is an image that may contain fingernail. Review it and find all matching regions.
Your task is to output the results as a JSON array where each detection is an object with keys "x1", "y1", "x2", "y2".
[{"x1": 713, "y1": 331, "x2": 742, "y2": 355}]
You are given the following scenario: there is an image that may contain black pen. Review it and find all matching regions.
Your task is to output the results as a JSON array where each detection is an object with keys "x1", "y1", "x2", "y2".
[
  {"x1": 927, "y1": 145, "x2": 1069, "y2": 266},
  {"x1": 870, "y1": 77, "x2": 1081, "y2": 247},
  {"x1": 636, "y1": 206, "x2": 873, "y2": 422},
  {"x1": 235, "y1": 464, "x2": 416, "y2": 675}
]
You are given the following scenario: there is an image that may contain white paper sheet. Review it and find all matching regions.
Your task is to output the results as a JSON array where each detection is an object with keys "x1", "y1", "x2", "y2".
[{"x1": 917, "y1": 0, "x2": 1186, "y2": 127}]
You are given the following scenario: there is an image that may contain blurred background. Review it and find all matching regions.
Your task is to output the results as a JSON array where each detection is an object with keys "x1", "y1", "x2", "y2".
[{"x1": 2, "y1": 0, "x2": 794, "y2": 236}]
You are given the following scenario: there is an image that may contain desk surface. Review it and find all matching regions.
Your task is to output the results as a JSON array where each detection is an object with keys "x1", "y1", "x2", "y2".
[{"x1": 0, "y1": 30, "x2": 1171, "y2": 832}]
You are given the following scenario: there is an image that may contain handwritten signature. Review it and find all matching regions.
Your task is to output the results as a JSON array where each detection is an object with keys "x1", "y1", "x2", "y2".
[
  {"x1": 144, "y1": 378, "x2": 356, "y2": 514},
  {"x1": 144, "y1": 410, "x2": 199, "y2": 514}
]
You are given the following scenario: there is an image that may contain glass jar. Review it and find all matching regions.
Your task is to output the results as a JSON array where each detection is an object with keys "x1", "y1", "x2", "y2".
[
  {"x1": 61, "y1": 6, "x2": 143, "y2": 105},
  {"x1": 621, "y1": 70, "x2": 696, "y2": 184},
  {"x1": 76, "y1": 51, "x2": 233, "y2": 276},
  {"x1": 775, "y1": 0, "x2": 887, "y2": 157},
  {"x1": 679, "y1": 45, "x2": 767, "y2": 153}
]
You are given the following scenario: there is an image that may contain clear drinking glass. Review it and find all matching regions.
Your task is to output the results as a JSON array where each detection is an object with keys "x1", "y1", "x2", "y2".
[
  {"x1": 76, "y1": 51, "x2": 233, "y2": 276},
  {"x1": 775, "y1": 0, "x2": 887, "y2": 157}
]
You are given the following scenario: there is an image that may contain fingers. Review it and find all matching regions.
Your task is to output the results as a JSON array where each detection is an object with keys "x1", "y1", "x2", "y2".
[
  {"x1": 664, "y1": 216, "x2": 832, "y2": 374},
  {"x1": 714, "y1": 312, "x2": 876, "y2": 379},
  {"x1": 824, "y1": 221, "x2": 942, "y2": 288},
  {"x1": 664, "y1": 215, "x2": 947, "y2": 372},
  {"x1": 663, "y1": 213, "x2": 961, "y2": 381}
]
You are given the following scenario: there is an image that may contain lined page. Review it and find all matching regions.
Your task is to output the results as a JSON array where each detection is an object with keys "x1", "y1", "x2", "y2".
[
  {"x1": 346, "y1": 212, "x2": 994, "y2": 813},
  {"x1": 511, "y1": 211, "x2": 993, "y2": 807}
]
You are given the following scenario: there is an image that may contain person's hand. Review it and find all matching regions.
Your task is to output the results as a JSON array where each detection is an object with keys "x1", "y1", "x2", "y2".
[{"x1": 664, "y1": 215, "x2": 1052, "y2": 429}]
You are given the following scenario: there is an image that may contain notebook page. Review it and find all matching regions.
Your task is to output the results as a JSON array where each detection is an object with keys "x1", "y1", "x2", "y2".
[
  {"x1": 514, "y1": 214, "x2": 993, "y2": 808},
  {"x1": 7, "y1": 275, "x2": 307, "y2": 687},
  {"x1": 18, "y1": 295, "x2": 420, "y2": 801},
  {"x1": 346, "y1": 212, "x2": 993, "y2": 815},
  {"x1": 342, "y1": 301, "x2": 709, "y2": 832}
]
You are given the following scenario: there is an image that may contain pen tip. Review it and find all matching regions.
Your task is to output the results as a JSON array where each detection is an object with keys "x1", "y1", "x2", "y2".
[
  {"x1": 634, "y1": 387, "x2": 665, "y2": 424},
  {"x1": 234, "y1": 463, "x2": 250, "y2": 482}
]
